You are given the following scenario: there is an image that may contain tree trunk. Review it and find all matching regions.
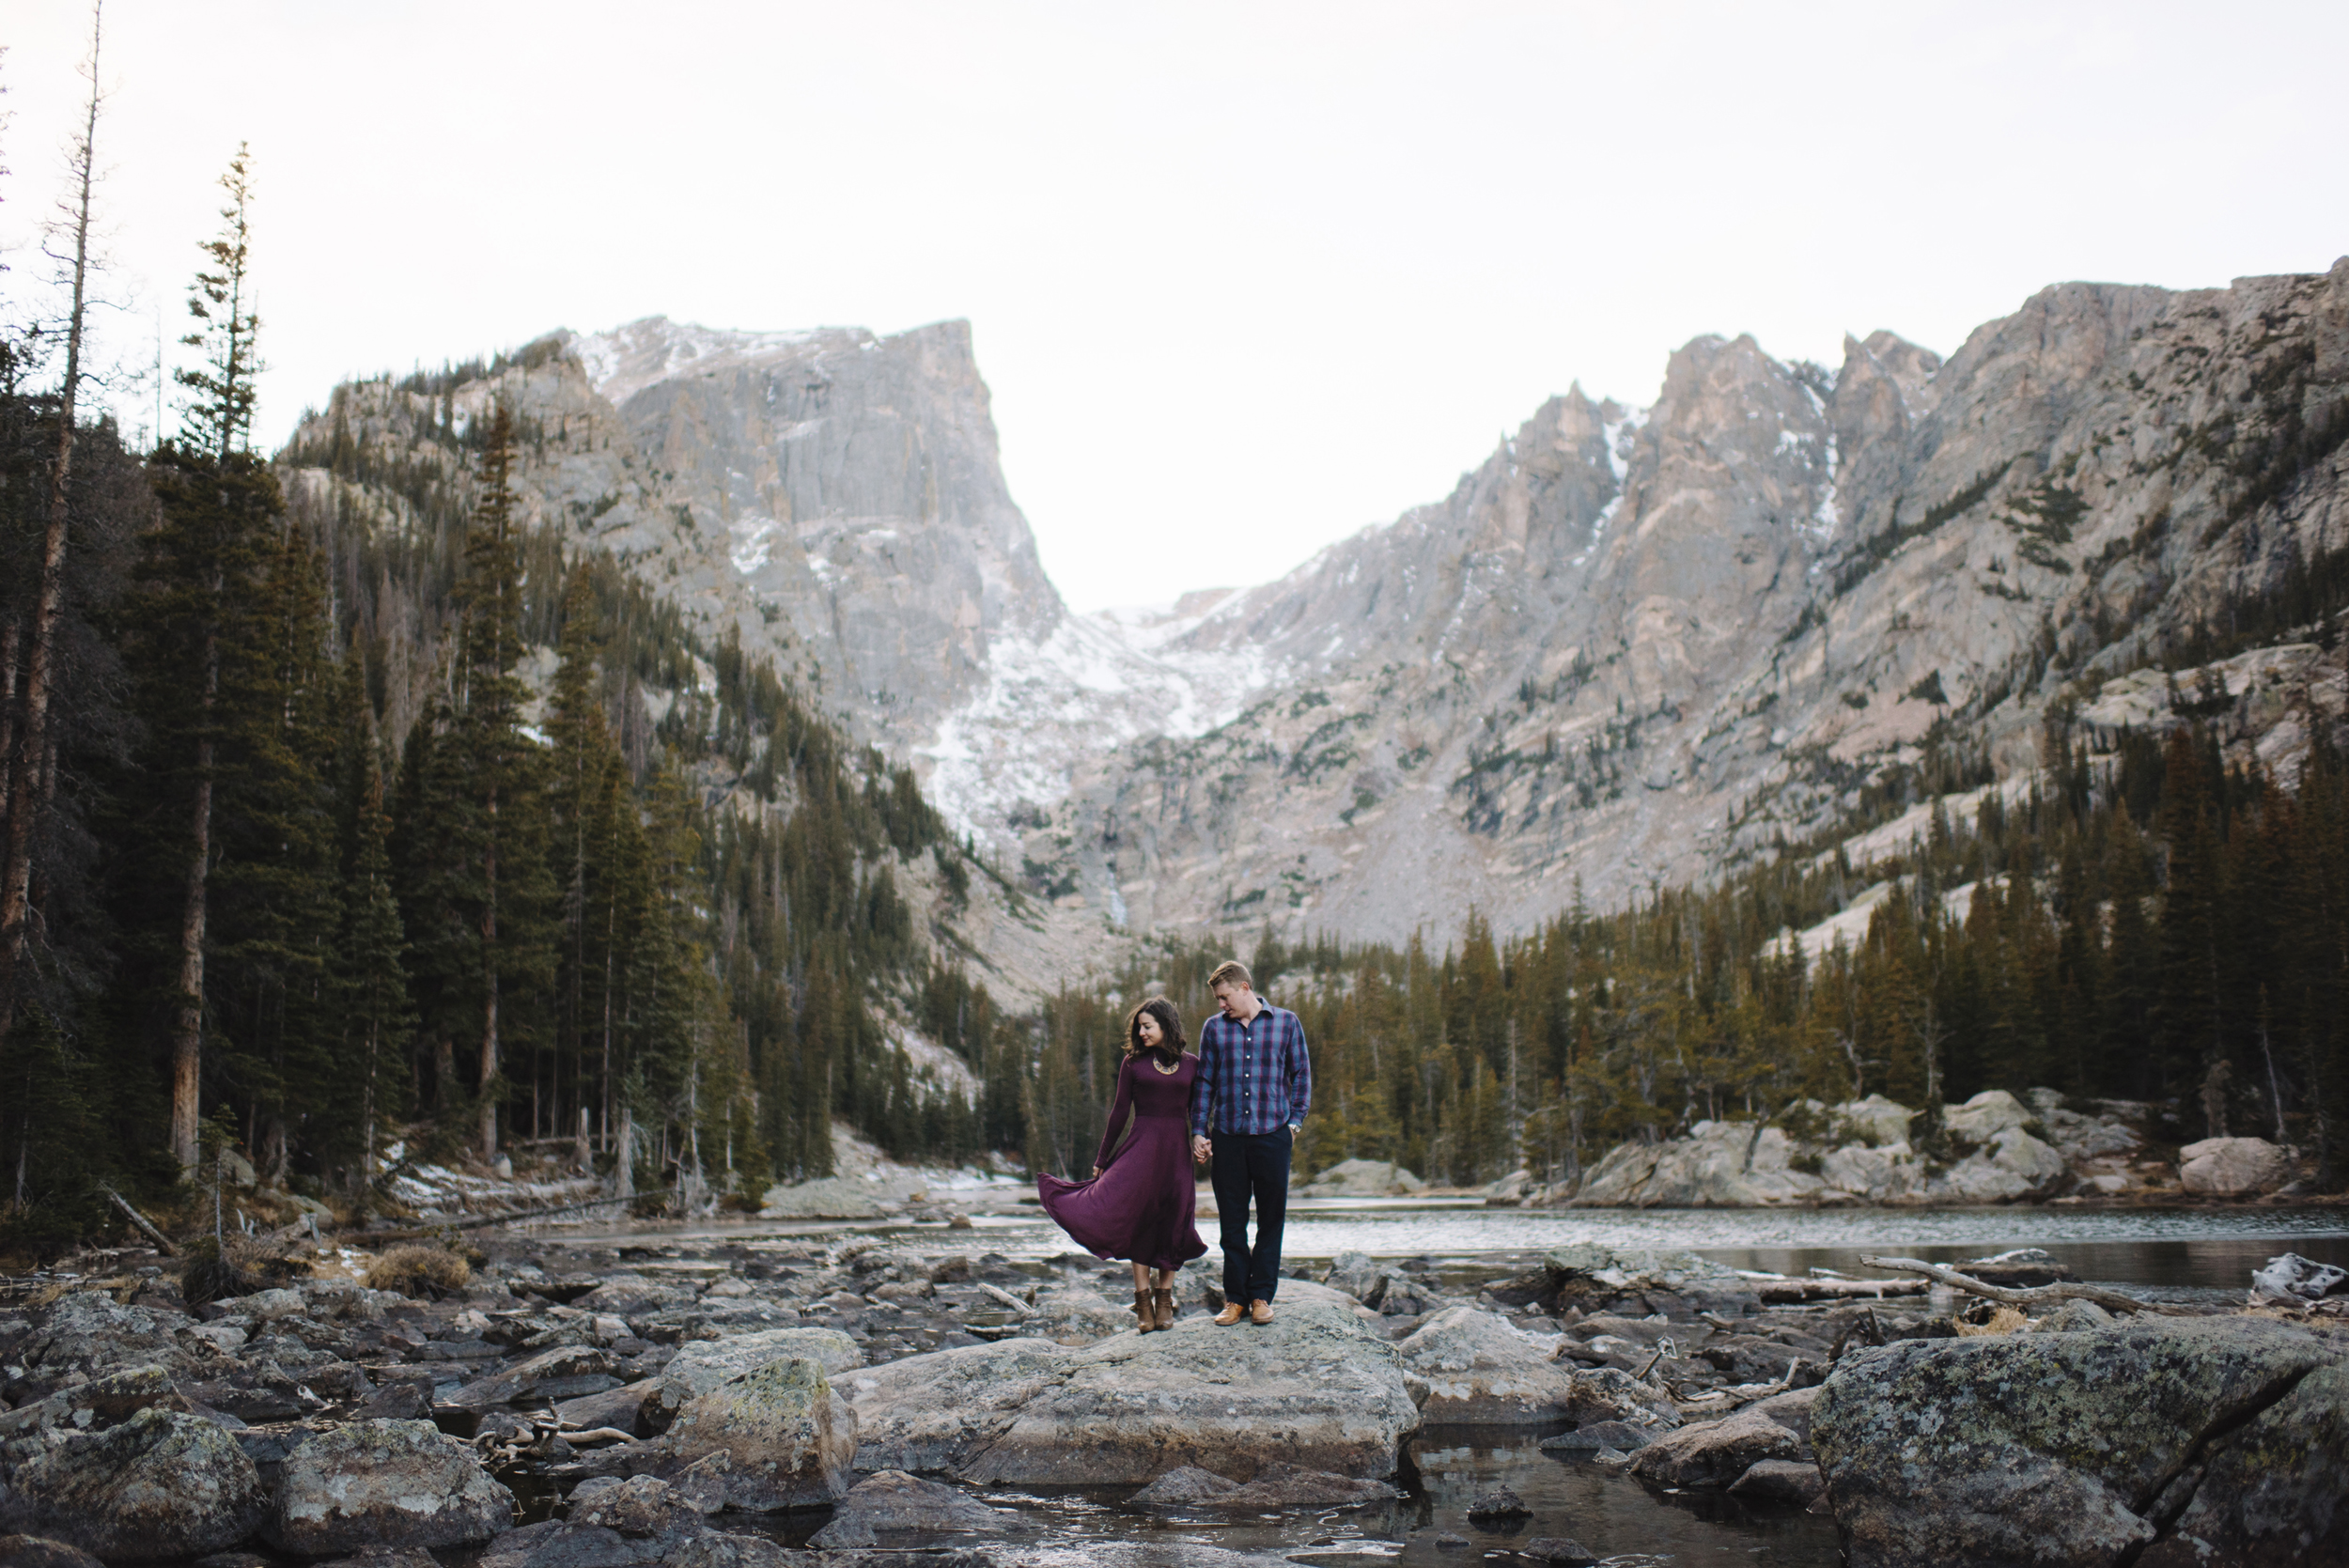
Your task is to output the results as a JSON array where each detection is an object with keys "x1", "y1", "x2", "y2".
[
  {"x1": 169, "y1": 626, "x2": 218, "y2": 1172},
  {"x1": 0, "y1": 10, "x2": 101, "y2": 1040},
  {"x1": 479, "y1": 784, "x2": 499, "y2": 1160}
]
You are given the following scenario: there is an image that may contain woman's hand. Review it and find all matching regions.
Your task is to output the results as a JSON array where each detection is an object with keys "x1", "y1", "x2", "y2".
[{"x1": 1089, "y1": 1165, "x2": 1100, "y2": 1179}]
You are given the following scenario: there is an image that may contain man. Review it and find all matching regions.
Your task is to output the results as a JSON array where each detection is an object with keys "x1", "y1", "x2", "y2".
[{"x1": 1188, "y1": 959, "x2": 1312, "y2": 1325}]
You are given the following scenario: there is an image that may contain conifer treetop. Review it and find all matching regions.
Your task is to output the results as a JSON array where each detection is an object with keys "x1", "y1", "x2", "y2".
[{"x1": 178, "y1": 141, "x2": 262, "y2": 462}]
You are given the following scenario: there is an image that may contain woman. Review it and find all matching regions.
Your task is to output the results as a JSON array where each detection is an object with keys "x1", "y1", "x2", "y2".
[{"x1": 1036, "y1": 997, "x2": 1207, "y2": 1331}]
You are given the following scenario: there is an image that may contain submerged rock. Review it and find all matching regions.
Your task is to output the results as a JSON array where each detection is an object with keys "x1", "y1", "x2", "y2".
[
  {"x1": 268, "y1": 1419, "x2": 516, "y2": 1555},
  {"x1": 1128, "y1": 1465, "x2": 1240, "y2": 1505},
  {"x1": 806, "y1": 1469, "x2": 1022, "y2": 1546},
  {"x1": 0, "y1": 1407, "x2": 266, "y2": 1561},
  {"x1": 1812, "y1": 1316, "x2": 2349, "y2": 1566},
  {"x1": 1538, "y1": 1420, "x2": 1656, "y2": 1452}
]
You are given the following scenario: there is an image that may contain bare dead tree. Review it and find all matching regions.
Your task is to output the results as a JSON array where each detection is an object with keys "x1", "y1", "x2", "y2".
[{"x1": 0, "y1": 3, "x2": 104, "y2": 1042}]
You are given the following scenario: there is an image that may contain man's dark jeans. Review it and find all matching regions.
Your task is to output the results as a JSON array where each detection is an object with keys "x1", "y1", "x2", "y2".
[{"x1": 1209, "y1": 1126, "x2": 1290, "y2": 1306}]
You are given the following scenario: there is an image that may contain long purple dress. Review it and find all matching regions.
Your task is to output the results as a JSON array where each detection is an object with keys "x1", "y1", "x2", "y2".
[{"x1": 1036, "y1": 1051, "x2": 1208, "y2": 1272}]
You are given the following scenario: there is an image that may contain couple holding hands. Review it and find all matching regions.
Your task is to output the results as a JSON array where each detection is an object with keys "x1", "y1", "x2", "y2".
[{"x1": 1035, "y1": 959, "x2": 1313, "y2": 1332}]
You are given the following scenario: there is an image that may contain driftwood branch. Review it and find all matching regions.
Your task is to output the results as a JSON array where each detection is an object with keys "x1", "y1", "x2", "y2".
[
  {"x1": 974, "y1": 1281, "x2": 1032, "y2": 1315},
  {"x1": 99, "y1": 1184, "x2": 177, "y2": 1256},
  {"x1": 1754, "y1": 1276, "x2": 1926, "y2": 1303},
  {"x1": 1859, "y1": 1255, "x2": 2197, "y2": 1317}
]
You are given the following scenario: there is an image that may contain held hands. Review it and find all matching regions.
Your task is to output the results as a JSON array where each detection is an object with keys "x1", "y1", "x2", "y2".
[{"x1": 1190, "y1": 1135, "x2": 1211, "y2": 1165}]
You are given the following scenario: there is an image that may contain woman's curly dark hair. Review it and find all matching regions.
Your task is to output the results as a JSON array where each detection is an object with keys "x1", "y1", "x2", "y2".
[{"x1": 1124, "y1": 997, "x2": 1187, "y2": 1067}]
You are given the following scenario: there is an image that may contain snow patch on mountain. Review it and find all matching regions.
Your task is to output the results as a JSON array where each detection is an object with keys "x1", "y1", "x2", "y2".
[{"x1": 916, "y1": 608, "x2": 1286, "y2": 852}]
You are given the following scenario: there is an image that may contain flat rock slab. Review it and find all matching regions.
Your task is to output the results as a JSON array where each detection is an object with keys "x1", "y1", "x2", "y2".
[
  {"x1": 847, "y1": 1285, "x2": 1419, "y2": 1485},
  {"x1": 1814, "y1": 1316, "x2": 2349, "y2": 1567}
]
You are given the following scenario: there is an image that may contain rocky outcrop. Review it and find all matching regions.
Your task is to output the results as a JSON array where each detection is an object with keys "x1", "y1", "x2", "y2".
[
  {"x1": 0, "y1": 1407, "x2": 267, "y2": 1561},
  {"x1": 663, "y1": 1358, "x2": 856, "y2": 1511},
  {"x1": 844, "y1": 1283, "x2": 1419, "y2": 1484},
  {"x1": 1812, "y1": 1316, "x2": 2349, "y2": 1566},
  {"x1": 268, "y1": 1420, "x2": 517, "y2": 1554},
  {"x1": 1552, "y1": 1090, "x2": 2145, "y2": 1207}
]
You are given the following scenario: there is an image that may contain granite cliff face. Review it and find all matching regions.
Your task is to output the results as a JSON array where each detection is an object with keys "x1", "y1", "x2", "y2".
[
  {"x1": 1010, "y1": 261, "x2": 2349, "y2": 939},
  {"x1": 290, "y1": 317, "x2": 1063, "y2": 749},
  {"x1": 285, "y1": 261, "x2": 2349, "y2": 948}
]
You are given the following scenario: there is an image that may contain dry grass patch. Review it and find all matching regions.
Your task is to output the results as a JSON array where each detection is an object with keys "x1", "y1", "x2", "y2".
[{"x1": 363, "y1": 1244, "x2": 473, "y2": 1298}]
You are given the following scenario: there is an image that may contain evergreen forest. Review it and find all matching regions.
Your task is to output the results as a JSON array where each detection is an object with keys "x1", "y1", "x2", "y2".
[
  {"x1": 1027, "y1": 725, "x2": 2349, "y2": 1195},
  {"x1": 0, "y1": 131, "x2": 995, "y2": 1256}
]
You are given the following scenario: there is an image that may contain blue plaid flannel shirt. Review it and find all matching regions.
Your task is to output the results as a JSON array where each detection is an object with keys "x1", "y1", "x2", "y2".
[{"x1": 1190, "y1": 1000, "x2": 1312, "y2": 1137}]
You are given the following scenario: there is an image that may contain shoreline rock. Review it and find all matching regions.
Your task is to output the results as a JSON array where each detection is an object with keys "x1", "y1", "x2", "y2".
[{"x1": 1812, "y1": 1315, "x2": 2349, "y2": 1566}]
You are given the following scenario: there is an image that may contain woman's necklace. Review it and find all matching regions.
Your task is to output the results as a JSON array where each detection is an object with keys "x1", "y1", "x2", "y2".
[{"x1": 1148, "y1": 1052, "x2": 1181, "y2": 1076}]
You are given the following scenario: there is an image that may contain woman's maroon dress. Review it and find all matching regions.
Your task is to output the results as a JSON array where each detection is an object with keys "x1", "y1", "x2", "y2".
[{"x1": 1036, "y1": 1052, "x2": 1207, "y2": 1272}]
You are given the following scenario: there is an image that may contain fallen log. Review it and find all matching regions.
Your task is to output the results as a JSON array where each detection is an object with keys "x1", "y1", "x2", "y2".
[
  {"x1": 1858, "y1": 1255, "x2": 2198, "y2": 1317},
  {"x1": 99, "y1": 1184, "x2": 178, "y2": 1257},
  {"x1": 362, "y1": 1193, "x2": 630, "y2": 1244},
  {"x1": 1753, "y1": 1277, "x2": 1927, "y2": 1303}
]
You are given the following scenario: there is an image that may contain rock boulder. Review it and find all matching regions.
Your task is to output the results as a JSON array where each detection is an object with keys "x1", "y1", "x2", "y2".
[
  {"x1": 1627, "y1": 1407, "x2": 1805, "y2": 1488},
  {"x1": 1299, "y1": 1159, "x2": 1426, "y2": 1196},
  {"x1": 2179, "y1": 1137, "x2": 2295, "y2": 1196},
  {"x1": 268, "y1": 1419, "x2": 516, "y2": 1555},
  {"x1": 1395, "y1": 1307, "x2": 1574, "y2": 1422},
  {"x1": 650, "y1": 1329, "x2": 862, "y2": 1431},
  {"x1": 1812, "y1": 1316, "x2": 2349, "y2": 1566},
  {"x1": 663, "y1": 1358, "x2": 855, "y2": 1511},
  {"x1": 0, "y1": 1407, "x2": 266, "y2": 1561}
]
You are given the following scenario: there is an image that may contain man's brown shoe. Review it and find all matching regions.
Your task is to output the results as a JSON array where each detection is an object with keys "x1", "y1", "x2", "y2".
[
  {"x1": 1213, "y1": 1302, "x2": 1247, "y2": 1326},
  {"x1": 1250, "y1": 1298, "x2": 1274, "y2": 1325}
]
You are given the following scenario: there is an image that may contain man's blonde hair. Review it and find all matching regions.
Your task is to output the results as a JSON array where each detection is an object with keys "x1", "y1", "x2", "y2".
[{"x1": 1207, "y1": 959, "x2": 1252, "y2": 991}]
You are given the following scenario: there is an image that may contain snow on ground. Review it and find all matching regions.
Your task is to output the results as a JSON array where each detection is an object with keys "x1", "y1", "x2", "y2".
[{"x1": 381, "y1": 1140, "x2": 601, "y2": 1219}]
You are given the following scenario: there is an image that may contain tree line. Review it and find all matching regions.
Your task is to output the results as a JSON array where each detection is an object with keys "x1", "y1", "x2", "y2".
[{"x1": 1026, "y1": 722, "x2": 2347, "y2": 1193}]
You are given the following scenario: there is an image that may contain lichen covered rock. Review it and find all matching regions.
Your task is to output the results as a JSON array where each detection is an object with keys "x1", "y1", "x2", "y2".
[{"x1": 1812, "y1": 1316, "x2": 2349, "y2": 1566}]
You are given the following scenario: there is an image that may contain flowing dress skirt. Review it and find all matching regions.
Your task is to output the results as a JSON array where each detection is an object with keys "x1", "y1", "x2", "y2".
[{"x1": 1037, "y1": 1055, "x2": 1207, "y2": 1273}]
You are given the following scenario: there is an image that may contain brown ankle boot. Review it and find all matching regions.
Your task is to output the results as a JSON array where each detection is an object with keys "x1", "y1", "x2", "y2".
[
  {"x1": 1151, "y1": 1287, "x2": 1175, "y2": 1329},
  {"x1": 1133, "y1": 1289, "x2": 1156, "y2": 1332}
]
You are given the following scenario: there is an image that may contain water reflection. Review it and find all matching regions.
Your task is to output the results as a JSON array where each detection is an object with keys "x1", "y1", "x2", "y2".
[{"x1": 699, "y1": 1429, "x2": 1842, "y2": 1568}]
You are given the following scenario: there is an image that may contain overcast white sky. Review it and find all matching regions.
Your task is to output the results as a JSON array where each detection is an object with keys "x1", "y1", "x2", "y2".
[{"x1": 6, "y1": 2, "x2": 2346, "y2": 611}]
